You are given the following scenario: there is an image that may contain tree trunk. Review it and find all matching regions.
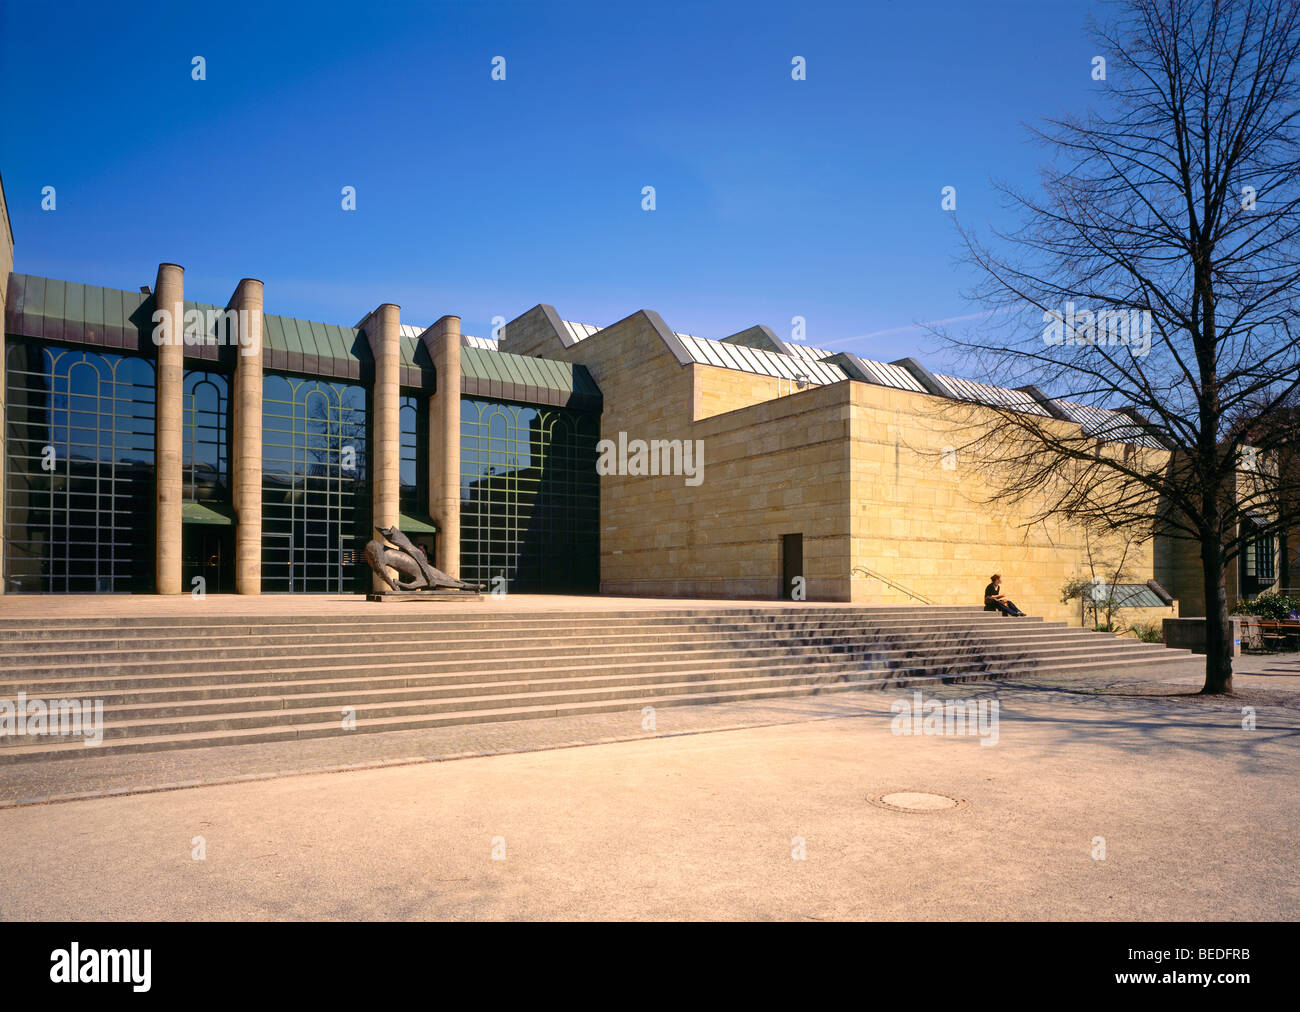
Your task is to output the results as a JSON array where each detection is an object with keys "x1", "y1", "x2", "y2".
[{"x1": 1200, "y1": 537, "x2": 1234, "y2": 694}]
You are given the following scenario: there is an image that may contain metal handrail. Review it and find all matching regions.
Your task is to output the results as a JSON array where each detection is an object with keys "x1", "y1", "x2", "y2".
[{"x1": 849, "y1": 565, "x2": 935, "y2": 605}]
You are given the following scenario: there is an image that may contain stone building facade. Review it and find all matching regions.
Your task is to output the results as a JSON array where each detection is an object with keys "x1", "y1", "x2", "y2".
[{"x1": 0, "y1": 181, "x2": 1285, "y2": 622}]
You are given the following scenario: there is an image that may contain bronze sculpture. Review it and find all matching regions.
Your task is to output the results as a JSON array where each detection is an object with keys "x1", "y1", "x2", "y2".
[{"x1": 364, "y1": 526, "x2": 483, "y2": 594}]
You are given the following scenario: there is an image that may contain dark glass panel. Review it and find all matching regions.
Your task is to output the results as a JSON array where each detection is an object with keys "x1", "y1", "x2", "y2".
[
  {"x1": 459, "y1": 398, "x2": 599, "y2": 593},
  {"x1": 182, "y1": 371, "x2": 229, "y2": 506},
  {"x1": 260, "y1": 373, "x2": 369, "y2": 593}
]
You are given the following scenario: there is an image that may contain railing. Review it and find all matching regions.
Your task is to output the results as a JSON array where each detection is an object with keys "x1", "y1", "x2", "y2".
[{"x1": 849, "y1": 565, "x2": 936, "y2": 605}]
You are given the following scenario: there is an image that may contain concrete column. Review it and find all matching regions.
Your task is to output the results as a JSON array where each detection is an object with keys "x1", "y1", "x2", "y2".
[
  {"x1": 153, "y1": 263, "x2": 184, "y2": 594},
  {"x1": 230, "y1": 279, "x2": 264, "y2": 594},
  {"x1": 361, "y1": 303, "x2": 402, "y2": 592},
  {"x1": 421, "y1": 316, "x2": 461, "y2": 578}
]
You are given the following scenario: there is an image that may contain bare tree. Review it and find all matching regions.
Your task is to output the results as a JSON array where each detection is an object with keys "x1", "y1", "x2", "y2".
[
  {"x1": 1061, "y1": 527, "x2": 1145, "y2": 631},
  {"x1": 944, "y1": 0, "x2": 1300, "y2": 693}
]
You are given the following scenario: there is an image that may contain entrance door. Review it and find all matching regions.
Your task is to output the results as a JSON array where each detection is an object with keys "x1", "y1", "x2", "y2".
[
  {"x1": 182, "y1": 526, "x2": 233, "y2": 594},
  {"x1": 781, "y1": 533, "x2": 803, "y2": 600}
]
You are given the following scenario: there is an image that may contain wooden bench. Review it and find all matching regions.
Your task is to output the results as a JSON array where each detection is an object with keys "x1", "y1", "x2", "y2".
[{"x1": 1253, "y1": 620, "x2": 1300, "y2": 652}]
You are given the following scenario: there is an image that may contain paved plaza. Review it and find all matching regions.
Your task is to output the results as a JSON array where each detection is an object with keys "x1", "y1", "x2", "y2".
[{"x1": 0, "y1": 647, "x2": 1295, "y2": 920}]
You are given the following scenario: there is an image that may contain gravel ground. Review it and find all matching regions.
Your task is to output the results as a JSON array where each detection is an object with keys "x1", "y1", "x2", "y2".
[{"x1": 0, "y1": 667, "x2": 1295, "y2": 920}]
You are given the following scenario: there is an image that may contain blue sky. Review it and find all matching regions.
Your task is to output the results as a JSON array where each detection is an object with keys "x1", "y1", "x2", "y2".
[{"x1": 1, "y1": 0, "x2": 1107, "y2": 367}]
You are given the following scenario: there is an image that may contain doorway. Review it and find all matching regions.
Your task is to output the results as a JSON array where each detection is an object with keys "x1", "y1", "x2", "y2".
[
  {"x1": 781, "y1": 533, "x2": 803, "y2": 600},
  {"x1": 182, "y1": 526, "x2": 234, "y2": 595}
]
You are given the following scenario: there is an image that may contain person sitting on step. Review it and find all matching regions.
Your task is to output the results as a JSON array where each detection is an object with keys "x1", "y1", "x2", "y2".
[{"x1": 984, "y1": 573, "x2": 1026, "y2": 617}]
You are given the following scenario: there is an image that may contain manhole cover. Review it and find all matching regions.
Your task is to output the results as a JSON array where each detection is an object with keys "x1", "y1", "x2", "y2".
[{"x1": 868, "y1": 791, "x2": 968, "y2": 813}]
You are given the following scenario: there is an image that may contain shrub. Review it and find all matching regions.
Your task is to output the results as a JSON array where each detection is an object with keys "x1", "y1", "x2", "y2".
[
  {"x1": 1131, "y1": 620, "x2": 1164, "y2": 643},
  {"x1": 1230, "y1": 591, "x2": 1300, "y2": 621}
]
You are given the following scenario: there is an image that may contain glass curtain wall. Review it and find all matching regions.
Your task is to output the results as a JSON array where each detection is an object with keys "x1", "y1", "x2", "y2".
[
  {"x1": 3, "y1": 340, "x2": 156, "y2": 592},
  {"x1": 261, "y1": 374, "x2": 369, "y2": 592}
]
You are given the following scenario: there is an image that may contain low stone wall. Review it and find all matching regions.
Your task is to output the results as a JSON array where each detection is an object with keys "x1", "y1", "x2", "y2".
[
  {"x1": 1163, "y1": 617, "x2": 1242, "y2": 656},
  {"x1": 1114, "y1": 603, "x2": 1178, "y2": 638}
]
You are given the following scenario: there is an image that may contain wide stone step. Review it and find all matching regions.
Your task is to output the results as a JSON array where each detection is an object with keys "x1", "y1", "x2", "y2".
[
  {"x1": 0, "y1": 603, "x2": 991, "y2": 624},
  {"x1": 0, "y1": 601, "x2": 1199, "y2": 763},
  {"x1": 0, "y1": 611, "x2": 1051, "y2": 643},
  {"x1": 0, "y1": 650, "x2": 1198, "y2": 763},
  {"x1": 0, "y1": 642, "x2": 1177, "y2": 715},
  {"x1": 0, "y1": 665, "x2": 1020, "y2": 761},
  {"x1": 0, "y1": 606, "x2": 997, "y2": 638},
  {"x1": 0, "y1": 628, "x2": 1121, "y2": 695},
  {"x1": 0, "y1": 606, "x2": 1055, "y2": 639},
  {"x1": 0, "y1": 623, "x2": 1098, "y2": 670},
  {"x1": 3, "y1": 666, "x2": 935, "y2": 739},
  {"x1": 30, "y1": 641, "x2": 1179, "y2": 722},
  {"x1": 0, "y1": 632, "x2": 1161, "y2": 689},
  {"x1": 0, "y1": 611, "x2": 1027, "y2": 646},
  {"x1": 4, "y1": 649, "x2": 1057, "y2": 719}
]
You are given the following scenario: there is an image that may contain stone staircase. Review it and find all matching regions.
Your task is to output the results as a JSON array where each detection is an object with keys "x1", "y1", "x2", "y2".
[{"x1": 0, "y1": 605, "x2": 1199, "y2": 762}]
